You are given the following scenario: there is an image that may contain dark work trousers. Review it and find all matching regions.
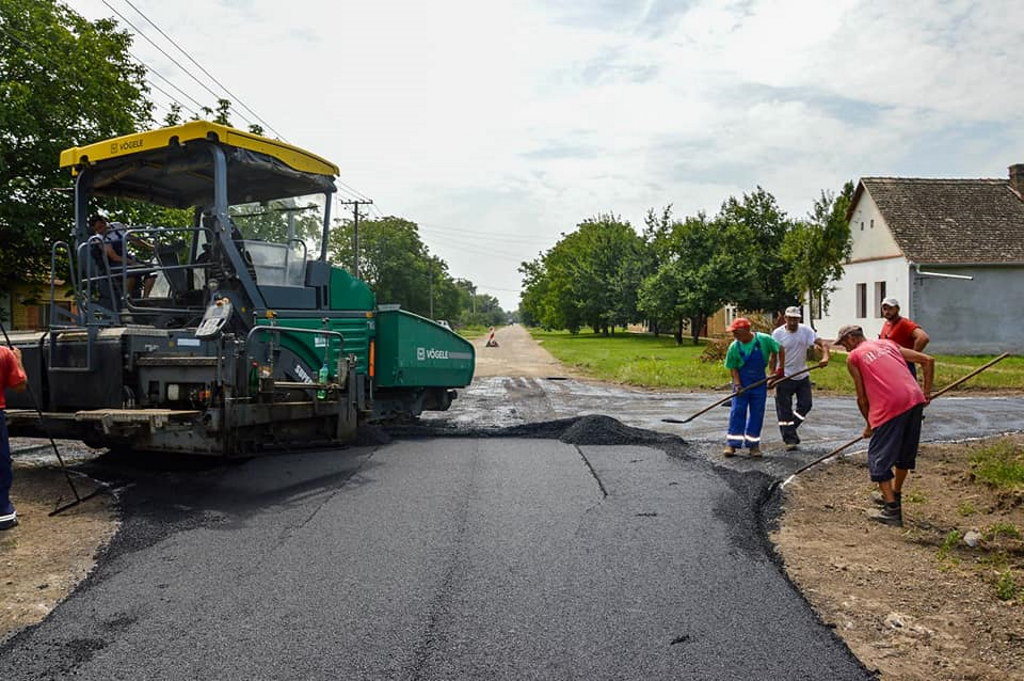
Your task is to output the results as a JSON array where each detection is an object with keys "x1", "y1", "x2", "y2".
[
  {"x1": 0, "y1": 411, "x2": 13, "y2": 516},
  {"x1": 775, "y1": 377, "x2": 812, "y2": 445}
]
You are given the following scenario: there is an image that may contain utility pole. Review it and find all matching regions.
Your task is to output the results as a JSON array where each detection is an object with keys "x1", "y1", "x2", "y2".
[{"x1": 339, "y1": 200, "x2": 373, "y2": 277}]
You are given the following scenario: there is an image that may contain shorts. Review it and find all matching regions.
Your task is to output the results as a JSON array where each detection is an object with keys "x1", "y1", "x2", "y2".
[{"x1": 867, "y1": 404, "x2": 924, "y2": 482}]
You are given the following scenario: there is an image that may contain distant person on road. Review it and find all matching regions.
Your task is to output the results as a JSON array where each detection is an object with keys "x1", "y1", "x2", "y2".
[
  {"x1": 89, "y1": 214, "x2": 157, "y2": 298},
  {"x1": 837, "y1": 324, "x2": 934, "y2": 527},
  {"x1": 771, "y1": 306, "x2": 831, "y2": 451},
  {"x1": 1, "y1": 344, "x2": 28, "y2": 531},
  {"x1": 879, "y1": 297, "x2": 929, "y2": 377},
  {"x1": 723, "y1": 317, "x2": 783, "y2": 458}
]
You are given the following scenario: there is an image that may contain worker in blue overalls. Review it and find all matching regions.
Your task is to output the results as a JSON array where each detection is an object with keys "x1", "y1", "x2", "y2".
[{"x1": 723, "y1": 317, "x2": 783, "y2": 457}]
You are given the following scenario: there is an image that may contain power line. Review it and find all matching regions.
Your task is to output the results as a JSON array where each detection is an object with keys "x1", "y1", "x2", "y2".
[
  {"x1": 100, "y1": 2, "x2": 234, "y2": 118},
  {"x1": 134, "y1": 52, "x2": 205, "y2": 114},
  {"x1": 336, "y1": 179, "x2": 374, "y2": 203},
  {"x1": 100, "y1": 1, "x2": 272, "y2": 136},
  {"x1": 118, "y1": 0, "x2": 284, "y2": 139},
  {"x1": 418, "y1": 222, "x2": 544, "y2": 246}
]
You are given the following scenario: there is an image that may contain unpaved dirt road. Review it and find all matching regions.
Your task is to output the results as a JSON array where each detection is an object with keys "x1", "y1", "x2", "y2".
[{"x1": 471, "y1": 324, "x2": 579, "y2": 378}]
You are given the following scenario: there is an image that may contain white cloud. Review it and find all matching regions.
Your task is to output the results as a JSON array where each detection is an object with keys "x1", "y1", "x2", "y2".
[{"x1": 71, "y1": 0, "x2": 1024, "y2": 309}]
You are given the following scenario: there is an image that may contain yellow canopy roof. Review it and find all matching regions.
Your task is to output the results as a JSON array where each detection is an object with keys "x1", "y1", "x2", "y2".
[
  {"x1": 59, "y1": 121, "x2": 339, "y2": 208},
  {"x1": 60, "y1": 120, "x2": 338, "y2": 177}
]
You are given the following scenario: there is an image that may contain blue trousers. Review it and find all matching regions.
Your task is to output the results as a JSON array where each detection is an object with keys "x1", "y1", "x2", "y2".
[
  {"x1": 0, "y1": 411, "x2": 13, "y2": 516},
  {"x1": 727, "y1": 387, "x2": 767, "y2": 449}
]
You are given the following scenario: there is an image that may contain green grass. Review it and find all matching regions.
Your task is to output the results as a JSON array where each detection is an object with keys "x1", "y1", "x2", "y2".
[
  {"x1": 530, "y1": 330, "x2": 726, "y2": 388},
  {"x1": 527, "y1": 328, "x2": 1024, "y2": 394},
  {"x1": 995, "y1": 570, "x2": 1020, "y2": 602},
  {"x1": 937, "y1": 529, "x2": 963, "y2": 563},
  {"x1": 903, "y1": 490, "x2": 927, "y2": 504},
  {"x1": 457, "y1": 324, "x2": 490, "y2": 340},
  {"x1": 969, "y1": 440, "x2": 1024, "y2": 489},
  {"x1": 985, "y1": 522, "x2": 1022, "y2": 540}
]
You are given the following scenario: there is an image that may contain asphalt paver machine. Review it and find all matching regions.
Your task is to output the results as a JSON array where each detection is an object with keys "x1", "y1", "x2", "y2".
[{"x1": 5, "y1": 122, "x2": 474, "y2": 456}]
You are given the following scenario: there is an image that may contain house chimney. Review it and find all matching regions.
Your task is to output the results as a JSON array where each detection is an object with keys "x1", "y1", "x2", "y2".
[{"x1": 1009, "y1": 164, "x2": 1024, "y2": 197}]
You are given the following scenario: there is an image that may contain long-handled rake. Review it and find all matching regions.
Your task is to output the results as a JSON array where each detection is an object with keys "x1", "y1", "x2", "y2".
[
  {"x1": 1, "y1": 320, "x2": 106, "y2": 516},
  {"x1": 661, "y1": 362, "x2": 826, "y2": 425},
  {"x1": 778, "y1": 352, "x2": 1012, "y2": 490}
]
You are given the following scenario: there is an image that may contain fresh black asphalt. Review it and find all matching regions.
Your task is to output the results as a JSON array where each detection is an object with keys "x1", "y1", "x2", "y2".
[{"x1": 0, "y1": 420, "x2": 873, "y2": 680}]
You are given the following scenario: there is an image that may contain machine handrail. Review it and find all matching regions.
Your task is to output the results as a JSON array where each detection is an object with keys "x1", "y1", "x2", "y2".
[
  {"x1": 244, "y1": 325, "x2": 348, "y2": 399},
  {"x1": 121, "y1": 225, "x2": 213, "y2": 316},
  {"x1": 48, "y1": 240, "x2": 83, "y2": 329}
]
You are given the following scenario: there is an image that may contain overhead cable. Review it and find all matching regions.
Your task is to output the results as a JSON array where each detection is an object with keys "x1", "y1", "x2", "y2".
[
  {"x1": 118, "y1": 0, "x2": 284, "y2": 139},
  {"x1": 100, "y1": 1, "x2": 266, "y2": 134}
]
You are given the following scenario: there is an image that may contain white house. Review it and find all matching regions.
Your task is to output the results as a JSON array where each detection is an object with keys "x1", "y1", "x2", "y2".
[{"x1": 815, "y1": 166, "x2": 1024, "y2": 354}]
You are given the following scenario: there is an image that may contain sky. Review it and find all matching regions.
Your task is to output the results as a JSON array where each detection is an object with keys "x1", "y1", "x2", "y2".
[{"x1": 72, "y1": 0, "x2": 1024, "y2": 311}]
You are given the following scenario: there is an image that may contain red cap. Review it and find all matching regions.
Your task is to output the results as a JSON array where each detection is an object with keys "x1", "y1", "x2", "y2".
[{"x1": 727, "y1": 317, "x2": 752, "y2": 332}]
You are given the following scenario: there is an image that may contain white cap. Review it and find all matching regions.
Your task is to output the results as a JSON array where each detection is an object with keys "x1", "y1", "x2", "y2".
[
  {"x1": 784, "y1": 306, "x2": 802, "y2": 318},
  {"x1": 881, "y1": 297, "x2": 900, "y2": 308}
]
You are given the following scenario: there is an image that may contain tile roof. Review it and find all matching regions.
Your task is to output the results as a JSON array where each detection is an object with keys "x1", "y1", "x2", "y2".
[{"x1": 858, "y1": 177, "x2": 1024, "y2": 264}]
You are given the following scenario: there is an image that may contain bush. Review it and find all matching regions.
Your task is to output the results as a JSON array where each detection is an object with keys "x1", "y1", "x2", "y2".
[{"x1": 700, "y1": 338, "x2": 730, "y2": 363}]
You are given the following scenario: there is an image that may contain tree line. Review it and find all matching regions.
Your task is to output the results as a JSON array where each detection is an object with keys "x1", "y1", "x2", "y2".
[
  {"x1": 519, "y1": 184, "x2": 854, "y2": 342},
  {"x1": 0, "y1": 0, "x2": 508, "y2": 328}
]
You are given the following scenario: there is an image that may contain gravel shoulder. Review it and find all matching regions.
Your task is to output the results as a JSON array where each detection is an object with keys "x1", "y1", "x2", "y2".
[
  {"x1": 773, "y1": 437, "x2": 1023, "y2": 681},
  {"x1": 1, "y1": 453, "x2": 116, "y2": 643}
]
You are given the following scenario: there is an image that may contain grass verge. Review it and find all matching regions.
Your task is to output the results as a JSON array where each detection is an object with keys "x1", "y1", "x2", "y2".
[{"x1": 528, "y1": 328, "x2": 1024, "y2": 394}]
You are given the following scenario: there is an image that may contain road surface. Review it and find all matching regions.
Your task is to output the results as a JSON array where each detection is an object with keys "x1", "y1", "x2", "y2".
[{"x1": 4, "y1": 326, "x2": 1022, "y2": 679}]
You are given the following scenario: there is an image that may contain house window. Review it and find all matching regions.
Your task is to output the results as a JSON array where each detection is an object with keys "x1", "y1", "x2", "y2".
[
  {"x1": 724, "y1": 304, "x2": 737, "y2": 328},
  {"x1": 860, "y1": 221, "x2": 864, "y2": 231},
  {"x1": 874, "y1": 282, "x2": 887, "y2": 317},
  {"x1": 870, "y1": 219, "x2": 874, "y2": 229},
  {"x1": 856, "y1": 283, "x2": 867, "y2": 318}
]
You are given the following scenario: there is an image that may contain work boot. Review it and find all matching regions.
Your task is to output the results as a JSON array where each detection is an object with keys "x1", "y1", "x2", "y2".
[
  {"x1": 748, "y1": 446, "x2": 762, "y2": 457},
  {"x1": 785, "y1": 443, "x2": 798, "y2": 451},
  {"x1": 722, "y1": 446, "x2": 737, "y2": 457},
  {"x1": 0, "y1": 511, "x2": 18, "y2": 531},
  {"x1": 868, "y1": 502, "x2": 903, "y2": 527},
  {"x1": 871, "y1": 491, "x2": 902, "y2": 507}
]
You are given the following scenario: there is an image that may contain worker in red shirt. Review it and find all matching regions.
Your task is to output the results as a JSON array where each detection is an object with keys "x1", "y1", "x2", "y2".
[
  {"x1": 838, "y1": 324, "x2": 934, "y2": 527},
  {"x1": 879, "y1": 297, "x2": 929, "y2": 377},
  {"x1": 1, "y1": 345, "x2": 28, "y2": 530}
]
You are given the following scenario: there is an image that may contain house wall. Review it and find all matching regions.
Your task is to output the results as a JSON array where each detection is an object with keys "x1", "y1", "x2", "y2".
[
  {"x1": 913, "y1": 266, "x2": 1024, "y2": 354},
  {"x1": 817, "y1": 258, "x2": 910, "y2": 340},
  {"x1": 816, "y1": 190, "x2": 909, "y2": 340},
  {"x1": 4, "y1": 282, "x2": 77, "y2": 331},
  {"x1": 848, "y1": 193, "x2": 901, "y2": 261}
]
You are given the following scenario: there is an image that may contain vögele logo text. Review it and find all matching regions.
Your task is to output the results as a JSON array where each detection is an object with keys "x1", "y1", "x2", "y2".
[{"x1": 418, "y1": 348, "x2": 449, "y2": 360}]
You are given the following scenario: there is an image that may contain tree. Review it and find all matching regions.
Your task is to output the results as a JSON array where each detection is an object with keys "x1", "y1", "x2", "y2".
[
  {"x1": 231, "y1": 199, "x2": 323, "y2": 246},
  {"x1": 162, "y1": 97, "x2": 264, "y2": 135},
  {"x1": 639, "y1": 213, "x2": 758, "y2": 345},
  {"x1": 0, "y1": 0, "x2": 152, "y2": 292},
  {"x1": 717, "y1": 187, "x2": 796, "y2": 315},
  {"x1": 640, "y1": 205, "x2": 677, "y2": 335},
  {"x1": 781, "y1": 181, "x2": 855, "y2": 325},
  {"x1": 327, "y1": 215, "x2": 472, "y2": 321},
  {"x1": 517, "y1": 214, "x2": 645, "y2": 334}
]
